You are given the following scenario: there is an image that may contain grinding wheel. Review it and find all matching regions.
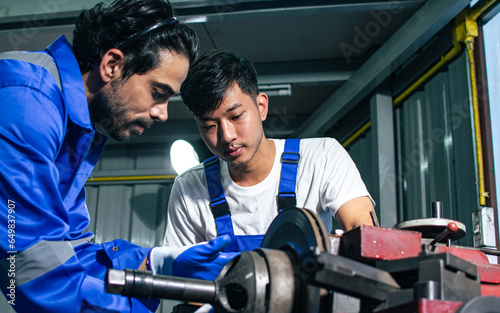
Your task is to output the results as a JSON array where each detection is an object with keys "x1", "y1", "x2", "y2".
[
  {"x1": 261, "y1": 208, "x2": 332, "y2": 313},
  {"x1": 261, "y1": 208, "x2": 331, "y2": 257},
  {"x1": 394, "y1": 218, "x2": 466, "y2": 241}
]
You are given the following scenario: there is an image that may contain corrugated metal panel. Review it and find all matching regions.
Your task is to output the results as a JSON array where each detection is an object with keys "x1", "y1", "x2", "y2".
[
  {"x1": 394, "y1": 52, "x2": 478, "y2": 246},
  {"x1": 399, "y1": 91, "x2": 429, "y2": 220},
  {"x1": 348, "y1": 132, "x2": 374, "y2": 198},
  {"x1": 423, "y1": 71, "x2": 456, "y2": 218},
  {"x1": 94, "y1": 185, "x2": 134, "y2": 243},
  {"x1": 130, "y1": 184, "x2": 171, "y2": 247},
  {"x1": 99, "y1": 146, "x2": 136, "y2": 171},
  {"x1": 88, "y1": 143, "x2": 178, "y2": 246},
  {"x1": 85, "y1": 185, "x2": 99, "y2": 234},
  {"x1": 135, "y1": 145, "x2": 172, "y2": 170},
  {"x1": 447, "y1": 52, "x2": 478, "y2": 247},
  {"x1": 94, "y1": 143, "x2": 178, "y2": 174},
  {"x1": 89, "y1": 173, "x2": 176, "y2": 244}
]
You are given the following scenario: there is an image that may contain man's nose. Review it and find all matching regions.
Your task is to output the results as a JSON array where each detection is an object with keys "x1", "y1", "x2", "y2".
[
  {"x1": 219, "y1": 120, "x2": 236, "y2": 143},
  {"x1": 151, "y1": 102, "x2": 168, "y2": 122}
]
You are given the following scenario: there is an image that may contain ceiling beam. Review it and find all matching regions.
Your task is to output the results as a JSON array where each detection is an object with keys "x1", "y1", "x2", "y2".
[
  {"x1": 254, "y1": 58, "x2": 362, "y2": 85},
  {"x1": 292, "y1": 0, "x2": 470, "y2": 138},
  {"x1": 177, "y1": 0, "x2": 425, "y2": 24},
  {"x1": 0, "y1": 0, "x2": 425, "y2": 29}
]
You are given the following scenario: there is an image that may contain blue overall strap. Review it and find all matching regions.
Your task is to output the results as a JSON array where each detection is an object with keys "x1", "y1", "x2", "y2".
[
  {"x1": 203, "y1": 156, "x2": 234, "y2": 236},
  {"x1": 278, "y1": 139, "x2": 300, "y2": 210}
]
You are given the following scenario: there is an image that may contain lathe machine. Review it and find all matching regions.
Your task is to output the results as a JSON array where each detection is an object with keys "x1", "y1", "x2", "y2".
[{"x1": 106, "y1": 205, "x2": 500, "y2": 313}]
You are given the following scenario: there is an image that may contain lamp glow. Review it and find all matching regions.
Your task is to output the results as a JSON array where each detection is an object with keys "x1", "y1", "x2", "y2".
[{"x1": 170, "y1": 140, "x2": 200, "y2": 174}]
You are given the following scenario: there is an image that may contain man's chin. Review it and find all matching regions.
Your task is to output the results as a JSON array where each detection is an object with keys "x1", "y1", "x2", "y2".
[
  {"x1": 225, "y1": 156, "x2": 251, "y2": 168},
  {"x1": 95, "y1": 124, "x2": 128, "y2": 142},
  {"x1": 108, "y1": 130, "x2": 136, "y2": 142},
  {"x1": 111, "y1": 135, "x2": 129, "y2": 142}
]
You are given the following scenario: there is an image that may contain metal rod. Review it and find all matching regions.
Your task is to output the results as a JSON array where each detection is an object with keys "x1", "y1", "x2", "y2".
[
  {"x1": 87, "y1": 175, "x2": 177, "y2": 183},
  {"x1": 106, "y1": 269, "x2": 216, "y2": 303},
  {"x1": 370, "y1": 211, "x2": 380, "y2": 227}
]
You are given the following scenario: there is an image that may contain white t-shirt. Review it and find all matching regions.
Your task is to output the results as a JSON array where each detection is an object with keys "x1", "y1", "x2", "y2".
[{"x1": 163, "y1": 138, "x2": 372, "y2": 247}]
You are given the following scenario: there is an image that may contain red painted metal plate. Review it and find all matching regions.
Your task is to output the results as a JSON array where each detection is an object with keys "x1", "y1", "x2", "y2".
[
  {"x1": 377, "y1": 299, "x2": 463, "y2": 313},
  {"x1": 341, "y1": 225, "x2": 422, "y2": 261}
]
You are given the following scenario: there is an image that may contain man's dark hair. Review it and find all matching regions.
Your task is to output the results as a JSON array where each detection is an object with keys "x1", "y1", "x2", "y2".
[
  {"x1": 180, "y1": 50, "x2": 259, "y2": 117},
  {"x1": 72, "y1": 0, "x2": 199, "y2": 79}
]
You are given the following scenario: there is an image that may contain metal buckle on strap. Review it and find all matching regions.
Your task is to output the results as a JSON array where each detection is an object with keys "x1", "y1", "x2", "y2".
[
  {"x1": 204, "y1": 156, "x2": 219, "y2": 167},
  {"x1": 211, "y1": 201, "x2": 230, "y2": 218},
  {"x1": 281, "y1": 152, "x2": 300, "y2": 164},
  {"x1": 277, "y1": 194, "x2": 297, "y2": 211}
]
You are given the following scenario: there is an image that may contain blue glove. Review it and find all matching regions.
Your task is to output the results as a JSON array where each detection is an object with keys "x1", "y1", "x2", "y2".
[{"x1": 172, "y1": 235, "x2": 239, "y2": 280}]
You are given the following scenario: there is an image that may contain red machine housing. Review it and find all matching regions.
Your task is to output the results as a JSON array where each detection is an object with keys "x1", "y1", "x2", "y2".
[{"x1": 337, "y1": 226, "x2": 500, "y2": 312}]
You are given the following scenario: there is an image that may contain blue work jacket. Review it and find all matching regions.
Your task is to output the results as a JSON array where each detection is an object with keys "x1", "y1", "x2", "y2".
[{"x1": 0, "y1": 36, "x2": 157, "y2": 312}]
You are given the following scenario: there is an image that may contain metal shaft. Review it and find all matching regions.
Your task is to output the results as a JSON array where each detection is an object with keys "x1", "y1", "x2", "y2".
[
  {"x1": 106, "y1": 269, "x2": 216, "y2": 303},
  {"x1": 431, "y1": 201, "x2": 443, "y2": 218}
]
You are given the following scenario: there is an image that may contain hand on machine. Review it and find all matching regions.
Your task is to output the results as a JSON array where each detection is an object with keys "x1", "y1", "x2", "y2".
[{"x1": 148, "y1": 235, "x2": 238, "y2": 280}]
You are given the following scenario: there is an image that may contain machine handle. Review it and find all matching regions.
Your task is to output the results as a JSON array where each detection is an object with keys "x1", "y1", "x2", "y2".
[
  {"x1": 429, "y1": 222, "x2": 458, "y2": 247},
  {"x1": 106, "y1": 269, "x2": 216, "y2": 303}
]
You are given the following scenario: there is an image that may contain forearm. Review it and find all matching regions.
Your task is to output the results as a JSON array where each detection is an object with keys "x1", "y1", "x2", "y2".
[{"x1": 335, "y1": 196, "x2": 376, "y2": 231}]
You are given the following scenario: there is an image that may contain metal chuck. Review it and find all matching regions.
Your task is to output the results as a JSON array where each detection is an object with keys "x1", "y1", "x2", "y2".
[{"x1": 106, "y1": 248, "x2": 296, "y2": 313}]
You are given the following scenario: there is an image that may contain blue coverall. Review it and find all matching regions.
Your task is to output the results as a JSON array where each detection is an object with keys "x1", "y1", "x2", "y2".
[{"x1": 0, "y1": 36, "x2": 158, "y2": 313}]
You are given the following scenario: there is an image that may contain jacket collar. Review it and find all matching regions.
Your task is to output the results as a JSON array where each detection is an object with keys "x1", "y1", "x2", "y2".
[{"x1": 46, "y1": 35, "x2": 93, "y2": 131}]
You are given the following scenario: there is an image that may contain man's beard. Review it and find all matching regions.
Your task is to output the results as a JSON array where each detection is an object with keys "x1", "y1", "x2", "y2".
[
  {"x1": 89, "y1": 80, "x2": 135, "y2": 142},
  {"x1": 226, "y1": 130, "x2": 264, "y2": 169}
]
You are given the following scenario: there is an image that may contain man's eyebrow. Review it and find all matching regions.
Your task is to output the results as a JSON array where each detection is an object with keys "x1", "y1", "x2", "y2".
[
  {"x1": 199, "y1": 103, "x2": 243, "y2": 122},
  {"x1": 152, "y1": 81, "x2": 177, "y2": 96},
  {"x1": 226, "y1": 103, "x2": 243, "y2": 112}
]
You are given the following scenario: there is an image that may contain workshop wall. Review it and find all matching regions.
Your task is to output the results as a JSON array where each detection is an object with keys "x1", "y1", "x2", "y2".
[
  {"x1": 396, "y1": 51, "x2": 477, "y2": 247},
  {"x1": 85, "y1": 143, "x2": 176, "y2": 247},
  {"x1": 347, "y1": 51, "x2": 477, "y2": 247}
]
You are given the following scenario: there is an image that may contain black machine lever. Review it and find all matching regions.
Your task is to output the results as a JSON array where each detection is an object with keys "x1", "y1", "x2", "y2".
[
  {"x1": 429, "y1": 222, "x2": 458, "y2": 247},
  {"x1": 304, "y1": 251, "x2": 400, "y2": 302}
]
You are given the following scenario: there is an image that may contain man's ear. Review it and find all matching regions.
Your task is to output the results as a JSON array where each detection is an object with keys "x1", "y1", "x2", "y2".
[
  {"x1": 99, "y1": 48, "x2": 124, "y2": 82},
  {"x1": 257, "y1": 92, "x2": 269, "y2": 121}
]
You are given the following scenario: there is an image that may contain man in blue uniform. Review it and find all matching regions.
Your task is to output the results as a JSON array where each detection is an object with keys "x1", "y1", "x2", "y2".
[{"x1": 0, "y1": 1, "x2": 232, "y2": 312}]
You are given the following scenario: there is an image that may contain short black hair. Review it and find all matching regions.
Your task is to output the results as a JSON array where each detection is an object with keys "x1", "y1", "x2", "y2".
[
  {"x1": 72, "y1": 0, "x2": 199, "y2": 79},
  {"x1": 180, "y1": 50, "x2": 259, "y2": 118}
]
